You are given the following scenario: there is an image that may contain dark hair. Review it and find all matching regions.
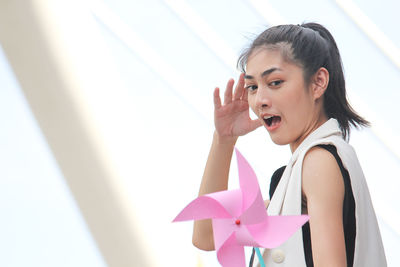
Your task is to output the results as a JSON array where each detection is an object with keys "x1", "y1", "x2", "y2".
[{"x1": 237, "y1": 22, "x2": 369, "y2": 139}]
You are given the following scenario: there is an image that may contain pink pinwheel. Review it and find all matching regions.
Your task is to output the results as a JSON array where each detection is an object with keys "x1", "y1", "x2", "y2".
[{"x1": 173, "y1": 148, "x2": 309, "y2": 267}]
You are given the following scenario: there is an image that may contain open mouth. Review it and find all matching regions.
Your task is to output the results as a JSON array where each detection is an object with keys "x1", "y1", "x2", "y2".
[{"x1": 263, "y1": 115, "x2": 281, "y2": 127}]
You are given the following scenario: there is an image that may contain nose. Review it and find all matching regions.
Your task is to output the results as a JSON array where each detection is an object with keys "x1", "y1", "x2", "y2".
[{"x1": 255, "y1": 87, "x2": 271, "y2": 110}]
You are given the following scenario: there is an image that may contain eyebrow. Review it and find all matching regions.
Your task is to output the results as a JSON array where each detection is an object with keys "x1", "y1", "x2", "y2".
[{"x1": 244, "y1": 67, "x2": 282, "y2": 80}]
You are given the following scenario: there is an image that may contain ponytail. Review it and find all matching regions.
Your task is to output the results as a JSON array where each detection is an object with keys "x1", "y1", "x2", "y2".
[{"x1": 301, "y1": 23, "x2": 369, "y2": 139}]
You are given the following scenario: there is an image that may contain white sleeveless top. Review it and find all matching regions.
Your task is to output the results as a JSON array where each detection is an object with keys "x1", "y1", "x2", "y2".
[{"x1": 254, "y1": 119, "x2": 386, "y2": 267}]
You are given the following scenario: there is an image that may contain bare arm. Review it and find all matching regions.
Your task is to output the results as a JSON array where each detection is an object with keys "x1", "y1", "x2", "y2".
[
  {"x1": 302, "y1": 147, "x2": 347, "y2": 267},
  {"x1": 192, "y1": 74, "x2": 261, "y2": 250},
  {"x1": 192, "y1": 132, "x2": 236, "y2": 250}
]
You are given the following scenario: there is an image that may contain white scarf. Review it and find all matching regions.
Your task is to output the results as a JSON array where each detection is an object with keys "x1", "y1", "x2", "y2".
[{"x1": 254, "y1": 119, "x2": 386, "y2": 267}]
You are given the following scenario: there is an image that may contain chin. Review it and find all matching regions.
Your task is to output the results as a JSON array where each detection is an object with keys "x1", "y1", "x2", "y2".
[{"x1": 269, "y1": 134, "x2": 290, "y2": 146}]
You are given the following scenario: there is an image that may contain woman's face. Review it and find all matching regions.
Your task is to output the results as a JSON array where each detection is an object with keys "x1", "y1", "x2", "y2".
[{"x1": 245, "y1": 48, "x2": 326, "y2": 152}]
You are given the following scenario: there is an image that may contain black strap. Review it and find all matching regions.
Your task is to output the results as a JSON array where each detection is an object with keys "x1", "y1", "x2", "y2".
[{"x1": 249, "y1": 248, "x2": 255, "y2": 267}]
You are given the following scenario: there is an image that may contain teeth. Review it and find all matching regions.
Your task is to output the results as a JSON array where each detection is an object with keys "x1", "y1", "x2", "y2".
[{"x1": 263, "y1": 115, "x2": 274, "y2": 119}]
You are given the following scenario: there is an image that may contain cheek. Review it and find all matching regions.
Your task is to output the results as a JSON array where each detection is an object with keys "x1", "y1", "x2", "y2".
[
  {"x1": 279, "y1": 90, "x2": 311, "y2": 129},
  {"x1": 277, "y1": 91, "x2": 298, "y2": 116},
  {"x1": 285, "y1": 96, "x2": 315, "y2": 136}
]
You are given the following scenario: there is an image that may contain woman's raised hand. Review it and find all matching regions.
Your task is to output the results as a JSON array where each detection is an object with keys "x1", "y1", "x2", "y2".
[{"x1": 213, "y1": 73, "x2": 262, "y2": 140}]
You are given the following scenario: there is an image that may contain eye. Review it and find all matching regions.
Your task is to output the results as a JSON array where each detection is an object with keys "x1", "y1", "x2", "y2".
[
  {"x1": 245, "y1": 85, "x2": 258, "y2": 92},
  {"x1": 269, "y1": 80, "x2": 284, "y2": 87}
]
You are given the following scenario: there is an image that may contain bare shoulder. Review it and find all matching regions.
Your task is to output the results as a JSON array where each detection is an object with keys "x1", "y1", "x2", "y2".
[
  {"x1": 301, "y1": 149, "x2": 348, "y2": 266},
  {"x1": 302, "y1": 146, "x2": 344, "y2": 202}
]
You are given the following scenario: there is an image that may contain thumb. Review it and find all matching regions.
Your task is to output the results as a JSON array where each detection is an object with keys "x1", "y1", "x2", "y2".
[{"x1": 249, "y1": 119, "x2": 262, "y2": 132}]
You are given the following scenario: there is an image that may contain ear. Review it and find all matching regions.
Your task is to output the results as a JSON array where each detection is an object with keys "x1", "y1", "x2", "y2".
[{"x1": 310, "y1": 67, "x2": 329, "y2": 100}]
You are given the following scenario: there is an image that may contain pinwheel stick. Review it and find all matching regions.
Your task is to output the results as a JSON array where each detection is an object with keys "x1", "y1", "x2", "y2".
[{"x1": 255, "y1": 247, "x2": 266, "y2": 267}]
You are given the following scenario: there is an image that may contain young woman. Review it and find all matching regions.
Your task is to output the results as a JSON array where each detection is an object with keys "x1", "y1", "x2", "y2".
[{"x1": 192, "y1": 23, "x2": 386, "y2": 267}]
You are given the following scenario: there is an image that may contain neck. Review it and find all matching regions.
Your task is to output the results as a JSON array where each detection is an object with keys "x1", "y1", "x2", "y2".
[{"x1": 290, "y1": 114, "x2": 328, "y2": 153}]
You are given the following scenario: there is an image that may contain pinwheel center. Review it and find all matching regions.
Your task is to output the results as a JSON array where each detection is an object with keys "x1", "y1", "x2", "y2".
[{"x1": 235, "y1": 219, "x2": 241, "y2": 225}]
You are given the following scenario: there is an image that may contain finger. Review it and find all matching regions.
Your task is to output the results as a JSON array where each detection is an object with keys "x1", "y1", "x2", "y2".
[
  {"x1": 233, "y1": 73, "x2": 245, "y2": 100},
  {"x1": 223, "y1": 79, "x2": 234, "y2": 105},
  {"x1": 213, "y1": 87, "x2": 222, "y2": 109},
  {"x1": 264, "y1": 199, "x2": 270, "y2": 208},
  {"x1": 242, "y1": 84, "x2": 249, "y2": 102}
]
